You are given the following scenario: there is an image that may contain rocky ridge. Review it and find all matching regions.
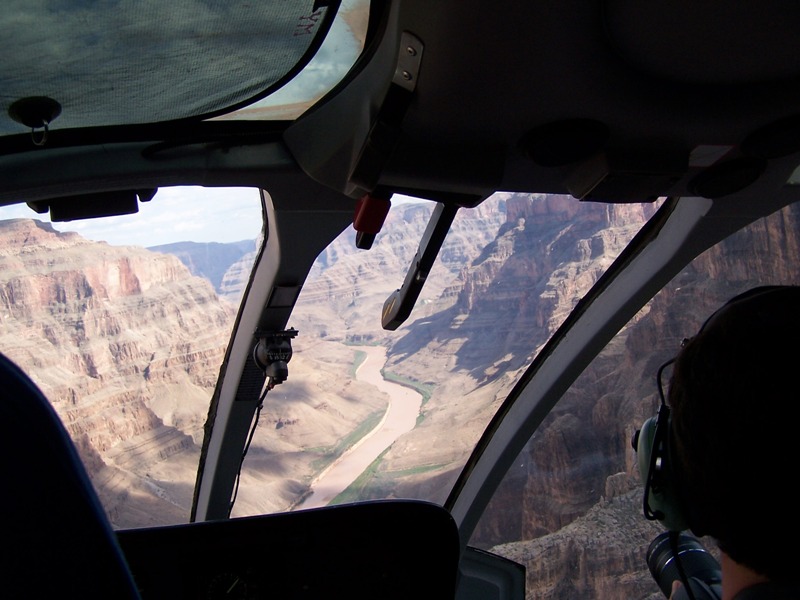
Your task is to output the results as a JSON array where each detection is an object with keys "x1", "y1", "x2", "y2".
[
  {"x1": 148, "y1": 239, "x2": 257, "y2": 303},
  {"x1": 0, "y1": 218, "x2": 236, "y2": 528},
  {"x1": 363, "y1": 194, "x2": 658, "y2": 507},
  {"x1": 292, "y1": 197, "x2": 507, "y2": 342}
]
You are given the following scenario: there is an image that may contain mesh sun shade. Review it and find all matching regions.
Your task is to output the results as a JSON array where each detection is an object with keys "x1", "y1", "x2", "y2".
[{"x1": 0, "y1": 1, "x2": 339, "y2": 135}]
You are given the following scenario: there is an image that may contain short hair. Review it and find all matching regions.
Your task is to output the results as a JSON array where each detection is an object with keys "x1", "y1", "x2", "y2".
[{"x1": 668, "y1": 286, "x2": 800, "y2": 581}]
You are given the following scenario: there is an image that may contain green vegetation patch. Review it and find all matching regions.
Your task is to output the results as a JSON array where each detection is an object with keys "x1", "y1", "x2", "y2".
[
  {"x1": 343, "y1": 338, "x2": 381, "y2": 346},
  {"x1": 390, "y1": 462, "x2": 449, "y2": 477},
  {"x1": 330, "y1": 449, "x2": 390, "y2": 504},
  {"x1": 307, "y1": 407, "x2": 387, "y2": 475},
  {"x1": 380, "y1": 370, "x2": 435, "y2": 405},
  {"x1": 350, "y1": 349, "x2": 367, "y2": 378},
  {"x1": 331, "y1": 458, "x2": 451, "y2": 505}
]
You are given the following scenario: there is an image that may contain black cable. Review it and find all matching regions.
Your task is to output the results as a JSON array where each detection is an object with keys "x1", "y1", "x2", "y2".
[
  {"x1": 228, "y1": 381, "x2": 270, "y2": 517},
  {"x1": 670, "y1": 531, "x2": 698, "y2": 600}
]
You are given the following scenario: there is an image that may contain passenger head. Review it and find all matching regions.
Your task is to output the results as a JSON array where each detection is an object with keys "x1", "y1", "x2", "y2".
[{"x1": 668, "y1": 285, "x2": 800, "y2": 581}]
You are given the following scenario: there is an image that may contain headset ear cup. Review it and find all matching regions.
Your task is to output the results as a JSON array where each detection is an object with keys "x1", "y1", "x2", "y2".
[
  {"x1": 636, "y1": 415, "x2": 689, "y2": 532},
  {"x1": 636, "y1": 416, "x2": 657, "y2": 488}
]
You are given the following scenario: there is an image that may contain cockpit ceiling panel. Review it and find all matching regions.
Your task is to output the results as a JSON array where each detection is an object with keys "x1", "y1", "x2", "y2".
[
  {"x1": 0, "y1": 1, "x2": 338, "y2": 135},
  {"x1": 603, "y1": 1, "x2": 800, "y2": 85}
]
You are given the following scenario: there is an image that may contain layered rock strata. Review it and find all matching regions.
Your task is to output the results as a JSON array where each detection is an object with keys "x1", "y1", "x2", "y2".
[{"x1": 0, "y1": 218, "x2": 235, "y2": 528}]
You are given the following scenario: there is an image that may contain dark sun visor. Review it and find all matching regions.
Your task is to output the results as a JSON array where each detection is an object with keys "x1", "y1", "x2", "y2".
[{"x1": 0, "y1": 1, "x2": 342, "y2": 136}]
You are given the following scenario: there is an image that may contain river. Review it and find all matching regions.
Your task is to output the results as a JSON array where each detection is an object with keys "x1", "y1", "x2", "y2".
[{"x1": 294, "y1": 345, "x2": 422, "y2": 510}]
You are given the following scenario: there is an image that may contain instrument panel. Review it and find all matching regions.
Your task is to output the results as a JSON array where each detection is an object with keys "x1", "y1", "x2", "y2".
[{"x1": 117, "y1": 500, "x2": 459, "y2": 600}]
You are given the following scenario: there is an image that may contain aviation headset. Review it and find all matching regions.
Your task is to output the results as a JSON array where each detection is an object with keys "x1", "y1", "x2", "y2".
[
  {"x1": 632, "y1": 285, "x2": 800, "y2": 535},
  {"x1": 633, "y1": 356, "x2": 690, "y2": 532}
]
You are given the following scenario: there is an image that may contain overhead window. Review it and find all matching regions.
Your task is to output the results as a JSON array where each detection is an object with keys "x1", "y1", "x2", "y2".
[{"x1": 0, "y1": 1, "x2": 367, "y2": 135}]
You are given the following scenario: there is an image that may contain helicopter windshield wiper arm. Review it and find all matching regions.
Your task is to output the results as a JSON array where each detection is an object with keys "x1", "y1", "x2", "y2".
[{"x1": 381, "y1": 202, "x2": 458, "y2": 330}]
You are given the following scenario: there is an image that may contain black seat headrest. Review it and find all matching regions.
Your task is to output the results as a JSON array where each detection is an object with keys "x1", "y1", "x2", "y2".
[{"x1": 0, "y1": 352, "x2": 140, "y2": 599}]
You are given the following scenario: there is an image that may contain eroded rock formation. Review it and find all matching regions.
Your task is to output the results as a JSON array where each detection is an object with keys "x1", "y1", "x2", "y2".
[{"x1": 0, "y1": 218, "x2": 236, "y2": 528}]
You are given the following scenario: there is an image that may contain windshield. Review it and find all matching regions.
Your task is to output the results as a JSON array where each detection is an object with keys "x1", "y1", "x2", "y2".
[
  {"x1": 474, "y1": 200, "x2": 800, "y2": 599},
  {"x1": 10, "y1": 187, "x2": 793, "y2": 600},
  {"x1": 227, "y1": 193, "x2": 659, "y2": 517},
  {"x1": 0, "y1": 190, "x2": 656, "y2": 529},
  {"x1": 0, "y1": 187, "x2": 262, "y2": 528}
]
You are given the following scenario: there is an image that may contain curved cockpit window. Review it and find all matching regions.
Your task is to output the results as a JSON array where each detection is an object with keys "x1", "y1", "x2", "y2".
[
  {"x1": 226, "y1": 193, "x2": 659, "y2": 517},
  {"x1": 0, "y1": 187, "x2": 262, "y2": 528},
  {"x1": 215, "y1": 0, "x2": 370, "y2": 122},
  {"x1": 0, "y1": 190, "x2": 656, "y2": 528},
  {"x1": 474, "y1": 200, "x2": 800, "y2": 599},
  {"x1": 0, "y1": 0, "x2": 369, "y2": 136}
]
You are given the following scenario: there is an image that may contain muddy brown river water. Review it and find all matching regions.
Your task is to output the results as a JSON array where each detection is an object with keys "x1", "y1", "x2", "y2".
[{"x1": 295, "y1": 346, "x2": 422, "y2": 510}]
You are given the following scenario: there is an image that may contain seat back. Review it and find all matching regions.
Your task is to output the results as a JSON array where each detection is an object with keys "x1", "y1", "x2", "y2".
[{"x1": 0, "y1": 352, "x2": 140, "y2": 598}]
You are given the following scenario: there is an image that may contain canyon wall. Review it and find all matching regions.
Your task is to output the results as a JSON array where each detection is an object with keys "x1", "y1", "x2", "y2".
[
  {"x1": 148, "y1": 239, "x2": 257, "y2": 303},
  {"x1": 0, "y1": 218, "x2": 236, "y2": 528},
  {"x1": 465, "y1": 202, "x2": 800, "y2": 599}
]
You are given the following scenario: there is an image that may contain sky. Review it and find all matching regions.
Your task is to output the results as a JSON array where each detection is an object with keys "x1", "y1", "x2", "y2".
[
  {"x1": 0, "y1": 187, "x2": 264, "y2": 248},
  {"x1": 0, "y1": 186, "x2": 423, "y2": 248}
]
